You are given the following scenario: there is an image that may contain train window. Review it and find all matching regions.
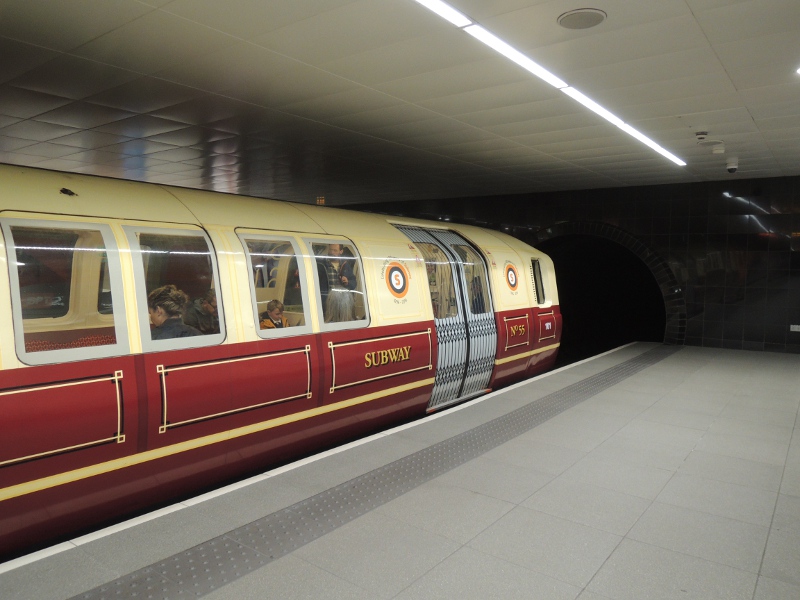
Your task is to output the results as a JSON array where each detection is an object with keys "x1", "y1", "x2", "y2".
[
  {"x1": 307, "y1": 239, "x2": 369, "y2": 330},
  {"x1": 416, "y1": 242, "x2": 458, "y2": 319},
  {"x1": 531, "y1": 259, "x2": 545, "y2": 304},
  {"x1": 239, "y1": 235, "x2": 311, "y2": 336},
  {"x1": 453, "y1": 245, "x2": 491, "y2": 315},
  {"x1": 125, "y1": 227, "x2": 224, "y2": 350},
  {"x1": 1, "y1": 219, "x2": 129, "y2": 365}
]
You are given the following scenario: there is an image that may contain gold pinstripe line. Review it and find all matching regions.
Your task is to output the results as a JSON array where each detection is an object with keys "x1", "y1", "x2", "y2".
[
  {"x1": 0, "y1": 377, "x2": 436, "y2": 503},
  {"x1": 494, "y1": 343, "x2": 560, "y2": 365}
]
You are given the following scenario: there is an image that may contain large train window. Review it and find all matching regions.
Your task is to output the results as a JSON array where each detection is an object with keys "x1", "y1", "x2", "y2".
[
  {"x1": 307, "y1": 239, "x2": 369, "y2": 330},
  {"x1": 416, "y1": 242, "x2": 458, "y2": 319},
  {"x1": 1, "y1": 219, "x2": 130, "y2": 365},
  {"x1": 239, "y1": 234, "x2": 311, "y2": 337},
  {"x1": 125, "y1": 226, "x2": 224, "y2": 351}
]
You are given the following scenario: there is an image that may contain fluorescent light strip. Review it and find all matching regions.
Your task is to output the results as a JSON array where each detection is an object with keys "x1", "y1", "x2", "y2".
[
  {"x1": 412, "y1": 0, "x2": 471, "y2": 27},
  {"x1": 562, "y1": 87, "x2": 686, "y2": 166},
  {"x1": 616, "y1": 122, "x2": 686, "y2": 166},
  {"x1": 410, "y1": 0, "x2": 685, "y2": 167},
  {"x1": 463, "y1": 25, "x2": 568, "y2": 89},
  {"x1": 561, "y1": 87, "x2": 623, "y2": 127}
]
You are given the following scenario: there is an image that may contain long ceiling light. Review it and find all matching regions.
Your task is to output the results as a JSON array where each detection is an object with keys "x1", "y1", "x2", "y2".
[
  {"x1": 463, "y1": 25, "x2": 568, "y2": 89},
  {"x1": 411, "y1": 0, "x2": 686, "y2": 166},
  {"x1": 412, "y1": 0, "x2": 471, "y2": 27}
]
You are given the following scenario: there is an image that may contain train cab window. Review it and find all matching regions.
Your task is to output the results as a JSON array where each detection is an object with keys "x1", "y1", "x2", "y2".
[
  {"x1": 1, "y1": 219, "x2": 129, "y2": 364},
  {"x1": 531, "y1": 259, "x2": 545, "y2": 304},
  {"x1": 416, "y1": 242, "x2": 458, "y2": 319},
  {"x1": 239, "y1": 235, "x2": 311, "y2": 336},
  {"x1": 308, "y1": 240, "x2": 369, "y2": 329},
  {"x1": 125, "y1": 227, "x2": 224, "y2": 350},
  {"x1": 453, "y1": 245, "x2": 491, "y2": 315}
]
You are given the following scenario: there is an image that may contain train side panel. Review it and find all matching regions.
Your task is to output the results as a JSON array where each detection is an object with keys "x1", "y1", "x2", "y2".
[{"x1": 0, "y1": 165, "x2": 559, "y2": 559}]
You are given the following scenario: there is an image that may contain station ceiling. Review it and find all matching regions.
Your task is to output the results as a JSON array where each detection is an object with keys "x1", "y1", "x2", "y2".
[{"x1": 1, "y1": 0, "x2": 798, "y2": 205}]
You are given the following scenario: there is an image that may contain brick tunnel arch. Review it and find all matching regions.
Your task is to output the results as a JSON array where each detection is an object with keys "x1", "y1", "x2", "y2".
[{"x1": 525, "y1": 221, "x2": 686, "y2": 348}]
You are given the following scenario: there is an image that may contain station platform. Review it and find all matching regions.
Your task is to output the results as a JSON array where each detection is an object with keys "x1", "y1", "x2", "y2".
[{"x1": 2, "y1": 342, "x2": 799, "y2": 600}]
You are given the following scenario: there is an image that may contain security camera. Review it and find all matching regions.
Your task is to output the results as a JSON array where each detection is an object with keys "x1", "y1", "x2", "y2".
[{"x1": 726, "y1": 158, "x2": 738, "y2": 174}]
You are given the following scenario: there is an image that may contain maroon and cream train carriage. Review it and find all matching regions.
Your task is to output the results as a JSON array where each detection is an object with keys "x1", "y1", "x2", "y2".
[{"x1": 0, "y1": 164, "x2": 561, "y2": 559}]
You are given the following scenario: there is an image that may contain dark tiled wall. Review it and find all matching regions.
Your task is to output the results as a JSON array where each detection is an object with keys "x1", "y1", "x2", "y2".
[{"x1": 355, "y1": 176, "x2": 800, "y2": 354}]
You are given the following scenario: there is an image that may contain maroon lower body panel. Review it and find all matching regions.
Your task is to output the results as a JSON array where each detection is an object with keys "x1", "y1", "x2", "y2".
[
  {"x1": 0, "y1": 313, "x2": 555, "y2": 559},
  {"x1": 490, "y1": 307, "x2": 561, "y2": 389},
  {"x1": 0, "y1": 324, "x2": 436, "y2": 560}
]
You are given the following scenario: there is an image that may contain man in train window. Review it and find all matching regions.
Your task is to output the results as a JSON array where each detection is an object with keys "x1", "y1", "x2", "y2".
[
  {"x1": 321, "y1": 243, "x2": 357, "y2": 292},
  {"x1": 183, "y1": 289, "x2": 220, "y2": 335}
]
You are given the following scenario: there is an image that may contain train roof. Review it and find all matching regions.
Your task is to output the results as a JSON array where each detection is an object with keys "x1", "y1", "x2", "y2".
[{"x1": 0, "y1": 164, "x2": 549, "y2": 258}]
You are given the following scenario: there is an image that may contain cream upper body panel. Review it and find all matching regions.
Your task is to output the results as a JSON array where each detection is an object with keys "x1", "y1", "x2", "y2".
[
  {"x1": 0, "y1": 165, "x2": 555, "y2": 367},
  {"x1": 166, "y1": 187, "x2": 326, "y2": 234},
  {"x1": 0, "y1": 165, "x2": 199, "y2": 224},
  {"x1": 485, "y1": 230, "x2": 559, "y2": 307}
]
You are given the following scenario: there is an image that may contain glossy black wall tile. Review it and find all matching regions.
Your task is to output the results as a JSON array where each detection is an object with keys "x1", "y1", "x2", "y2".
[{"x1": 356, "y1": 175, "x2": 800, "y2": 354}]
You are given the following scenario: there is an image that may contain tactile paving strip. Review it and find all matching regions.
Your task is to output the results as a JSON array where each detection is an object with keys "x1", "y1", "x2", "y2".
[{"x1": 72, "y1": 344, "x2": 681, "y2": 599}]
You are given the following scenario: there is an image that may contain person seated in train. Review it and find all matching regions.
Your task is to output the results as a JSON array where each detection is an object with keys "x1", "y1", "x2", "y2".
[
  {"x1": 324, "y1": 286, "x2": 355, "y2": 323},
  {"x1": 259, "y1": 299, "x2": 289, "y2": 329},
  {"x1": 147, "y1": 285, "x2": 202, "y2": 340},
  {"x1": 183, "y1": 289, "x2": 220, "y2": 334},
  {"x1": 321, "y1": 243, "x2": 356, "y2": 292}
]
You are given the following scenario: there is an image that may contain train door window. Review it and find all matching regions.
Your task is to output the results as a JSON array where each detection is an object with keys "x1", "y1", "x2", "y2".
[
  {"x1": 531, "y1": 259, "x2": 545, "y2": 304},
  {"x1": 307, "y1": 239, "x2": 369, "y2": 330},
  {"x1": 125, "y1": 227, "x2": 224, "y2": 351},
  {"x1": 1, "y1": 219, "x2": 129, "y2": 365},
  {"x1": 239, "y1": 235, "x2": 311, "y2": 336},
  {"x1": 416, "y1": 242, "x2": 458, "y2": 319},
  {"x1": 453, "y1": 244, "x2": 491, "y2": 315}
]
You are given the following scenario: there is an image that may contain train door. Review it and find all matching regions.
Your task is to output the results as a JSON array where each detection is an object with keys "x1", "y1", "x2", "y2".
[{"x1": 394, "y1": 226, "x2": 497, "y2": 410}]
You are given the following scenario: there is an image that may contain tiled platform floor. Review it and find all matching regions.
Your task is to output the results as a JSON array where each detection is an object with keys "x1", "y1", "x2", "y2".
[{"x1": 2, "y1": 343, "x2": 799, "y2": 599}]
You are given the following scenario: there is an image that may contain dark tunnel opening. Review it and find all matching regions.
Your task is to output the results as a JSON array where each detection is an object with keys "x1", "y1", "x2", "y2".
[{"x1": 536, "y1": 234, "x2": 667, "y2": 368}]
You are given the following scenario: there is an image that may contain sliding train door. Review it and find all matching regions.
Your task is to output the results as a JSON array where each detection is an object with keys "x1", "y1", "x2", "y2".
[{"x1": 395, "y1": 226, "x2": 497, "y2": 410}]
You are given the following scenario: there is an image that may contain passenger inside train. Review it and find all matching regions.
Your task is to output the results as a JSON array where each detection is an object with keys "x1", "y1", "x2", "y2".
[
  {"x1": 147, "y1": 285, "x2": 201, "y2": 340},
  {"x1": 321, "y1": 243, "x2": 357, "y2": 291},
  {"x1": 313, "y1": 242, "x2": 365, "y2": 323},
  {"x1": 259, "y1": 299, "x2": 290, "y2": 329},
  {"x1": 183, "y1": 289, "x2": 219, "y2": 335},
  {"x1": 324, "y1": 287, "x2": 356, "y2": 323}
]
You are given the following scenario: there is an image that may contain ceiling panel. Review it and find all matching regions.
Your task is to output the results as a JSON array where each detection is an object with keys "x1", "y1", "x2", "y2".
[
  {"x1": 250, "y1": 0, "x2": 442, "y2": 65},
  {"x1": 0, "y1": 38, "x2": 58, "y2": 84},
  {"x1": 72, "y1": 10, "x2": 239, "y2": 75},
  {"x1": 0, "y1": 0, "x2": 153, "y2": 51},
  {"x1": 0, "y1": 0, "x2": 797, "y2": 205},
  {"x1": 692, "y1": 0, "x2": 800, "y2": 42},
  {"x1": 161, "y1": 0, "x2": 357, "y2": 41}
]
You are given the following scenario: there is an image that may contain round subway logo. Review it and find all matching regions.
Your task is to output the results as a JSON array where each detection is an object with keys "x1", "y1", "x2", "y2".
[
  {"x1": 386, "y1": 262, "x2": 410, "y2": 298},
  {"x1": 505, "y1": 263, "x2": 519, "y2": 291}
]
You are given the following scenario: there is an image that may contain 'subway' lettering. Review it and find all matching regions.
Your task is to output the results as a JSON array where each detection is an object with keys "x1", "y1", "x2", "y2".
[{"x1": 365, "y1": 346, "x2": 412, "y2": 368}]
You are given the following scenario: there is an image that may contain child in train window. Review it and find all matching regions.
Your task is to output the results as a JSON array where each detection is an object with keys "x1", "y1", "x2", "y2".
[
  {"x1": 259, "y1": 299, "x2": 289, "y2": 329},
  {"x1": 243, "y1": 238, "x2": 308, "y2": 332}
]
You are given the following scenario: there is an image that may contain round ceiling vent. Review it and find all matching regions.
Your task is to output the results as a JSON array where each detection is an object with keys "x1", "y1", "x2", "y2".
[{"x1": 558, "y1": 8, "x2": 607, "y2": 30}]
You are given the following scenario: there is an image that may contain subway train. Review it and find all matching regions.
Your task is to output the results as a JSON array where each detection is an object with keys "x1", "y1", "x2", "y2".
[{"x1": 0, "y1": 164, "x2": 560, "y2": 559}]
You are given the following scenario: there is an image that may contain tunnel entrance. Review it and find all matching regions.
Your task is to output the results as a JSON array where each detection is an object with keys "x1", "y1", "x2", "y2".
[{"x1": 536, "y1": 234, "x2": 666, "y2": 367}]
